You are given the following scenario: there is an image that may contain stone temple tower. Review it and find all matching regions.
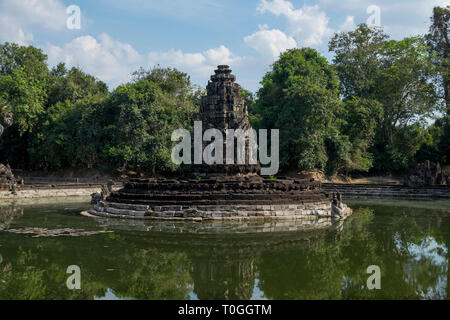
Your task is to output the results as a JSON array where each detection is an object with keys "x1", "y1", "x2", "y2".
[
  {"x1": 200, "y1": 65, "x2": 251, "y2": 132},
  {"x1": 196, "y1": 65, "x2": 259, "y2": 175}
]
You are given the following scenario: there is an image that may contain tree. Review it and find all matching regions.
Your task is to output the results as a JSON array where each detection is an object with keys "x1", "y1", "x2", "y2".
[
  {"x1": 28, "y1": 66, "x2": 109, "y2": 169},
  {"x1": 329, "y1": 25, "x2": 441, "y2": 172},
  {"x1": 254, "y1": 48, "x2": 343, "y2": 172},
  {"x1": 377, "y1": 37, "x2": 440, "y2": 143},
  {"x1": 415, "y1": 115, "x2": 449, "y2": 164},
  {"x1": 427, "y1": 6, "x2": 450, "y2": 111},
  {"x1": 329, "y1": 24, "x2": 388, "y2": 99},
  {"x1": 0, "y1": 42, "x2": 51, "y2": 167},
  {"x1": 101, "y1": 67, "x2": 199, "y2": 173},
  {"x1": 332, "y1": 97, "x2": 383, "y2": 174},
  {"x1": 47, "y1": 63, "x2": 108, "y2": 106},
  {"x1": 0, "y1": 42, "x2": 49, "y2": 133}
]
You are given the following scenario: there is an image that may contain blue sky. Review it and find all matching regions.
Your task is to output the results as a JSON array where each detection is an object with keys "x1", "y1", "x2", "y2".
[{"x1": 0, "y1": 0, "x2": 448, "y2": 92}]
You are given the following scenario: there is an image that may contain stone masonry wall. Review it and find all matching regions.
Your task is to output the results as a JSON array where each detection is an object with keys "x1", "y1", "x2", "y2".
[{"x1": 88, "y1": 200, "x2": 341, "y2": 221}]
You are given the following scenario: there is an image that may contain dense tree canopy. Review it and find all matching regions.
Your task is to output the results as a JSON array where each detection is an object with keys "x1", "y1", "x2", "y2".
[
  {"x1": 253, "y1": 48, "x2": 340, "y2": 172},
  {"x1": 252, "y1": 48, "x2": 381, "y2": 175},
  {"x1": 0, "y1": 43, "x2": 49, "y2": 133},
  {"x1": 0, "y1": 43, "x2": 200, "y2": 172},
  {"x1": 427, "y1": 6, "x2": 450, "y2": 110},
  {"x1": 100, "y1": 68, "x2": 199, "y2": 172},
  {"x1": 329, "y1": 24, "x2": 444, "y2": 172},
  {"x1": 0, "y1": 5, "x2": 448, "y2": 176}
]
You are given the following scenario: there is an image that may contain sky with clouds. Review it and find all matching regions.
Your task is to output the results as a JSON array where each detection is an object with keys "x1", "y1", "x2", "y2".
[{"x1": 0, "y1": 0, "x2": 448, "y2": 92}]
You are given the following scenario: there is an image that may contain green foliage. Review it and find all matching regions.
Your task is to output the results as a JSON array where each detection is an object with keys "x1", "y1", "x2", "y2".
[
  {"x1": 242, "y1": 88, "x2": 260, "y2": 128},
  {"x1": 329, "y1": 24, "x2": 388, "y2": 99},
  {"x1": 1, "y1": 9, "x2": 449, "y2": 175},
  {"x1": 255, "y1": 48, "x2": 342, "y2": 172},
  {"x1": 47, "y1": 63, "x2": 108, "y2": 106},
  {"x1": 101, "y1": 68, "x2": 199, "y2": 172},
  {"x1": 416, "y1": 115, "x2": 450, "y2": 164},
  {"x1": 426, "y1": 5, "x2": 450, "y2": 110},
  {"x1": 253, "y1": 48, "x2": 378, "y2": 175},
  {"x1": 0, "y1": 42, "x2": 49, "y2": 133},
  {"x1": 330, "y1": 24, "x2": 443, "y2": 172},
  {"x1": 341, "y1": 97, "x2": 383, "y2": 172},
  {"x1": 0, "y1": 41, "x2": 200, "y2": 173}
]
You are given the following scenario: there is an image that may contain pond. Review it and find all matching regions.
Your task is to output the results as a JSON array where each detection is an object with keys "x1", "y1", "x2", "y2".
[{"x1": 0, "y1": 198, "x2": 449, "y2": 300}]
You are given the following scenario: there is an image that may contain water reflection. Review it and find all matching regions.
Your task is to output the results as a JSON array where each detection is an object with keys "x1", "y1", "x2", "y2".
[
  {"x1": 0, "y1": 201, "x2": 449, "y2": 300},
  {"x1": 0, "y1": 204, "x2": 23, "y2": 230},
  {"x1": 94, "y1": 216, "x2": 343, "y2": 300}
]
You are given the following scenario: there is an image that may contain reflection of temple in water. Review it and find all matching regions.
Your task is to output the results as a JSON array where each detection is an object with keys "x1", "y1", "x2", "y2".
[
  {"x1": 191, "y1": 253, "x2": 255, "y2": 300},
  {"x1": 95, "y1": 216, "x2": 345, "y2": 300},
  {"x1": 0, "y1": 205, "x2": 23, "y2": 230}
]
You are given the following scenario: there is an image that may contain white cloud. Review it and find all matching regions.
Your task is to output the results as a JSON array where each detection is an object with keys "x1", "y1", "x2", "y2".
[
  {"x1": 340, "y1": 16, "x2": 356, "y2": 32},
  {"x1": 148, "y1": 45, "x2": 243, "y2": 79},
  {"x1": 318, "y1": 0, "x2": 449, "y2": 38},
  {"x1": 257, "y1": 0, "x2": 333, "y2": 47},
  {"x1": 47, "y1": 33, "x2": 244, "y2": 89},
  {"x1": 0, "y1": 0, "x2": 67, "y2": 45},
  {"x1": 47, "y1": 34, "x2": 143, "y2": 88},
  {"x1": 0, "y1": 15, "x2": 34, "y2": 45},
  {"x1": 244, "y1": 27, "x2": 297, "y2": 61},
  {"x1": 204, "y1": 46, "x2": 241, "y2": 66},
  {"x1": 319, "y1": 0, "x2": 448, "y2": 15}
]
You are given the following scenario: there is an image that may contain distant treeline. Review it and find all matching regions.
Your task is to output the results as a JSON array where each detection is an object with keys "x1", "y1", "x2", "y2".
[{"x1": 0, "y1": 6, "x2": 449, "y2": 176}]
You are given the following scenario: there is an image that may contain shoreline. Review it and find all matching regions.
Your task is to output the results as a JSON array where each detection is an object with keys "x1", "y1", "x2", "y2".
[
  {"x1": 1, "y1": 183, "x2": 449, "y2": 203},
  {"x1": 0, "y1": 195, "x2": 92, "y2": 206},
  {"x1": 0, "y1": 184, "x2": 122, "y2": 202},
  {"x1": 0, "y1": 186, "x2": 101, "y2": 201},
  {"x1": 322, "y1": 183, "x2": 450, "y2": 200}
]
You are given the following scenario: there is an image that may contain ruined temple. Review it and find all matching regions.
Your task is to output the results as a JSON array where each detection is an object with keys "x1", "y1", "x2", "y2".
[
  {"x1": 404, "y1": 161, "x2": 449, "y2": 187},
  {"x1": 201, "y1": 65, "x2": 250, "y2": 132},
  {"x1": 85, "y1": 66, "x2": 351, "y2": 221},
  {"x1": 0, "y1": 163, "x2": 23, "y2": 192},
  {"x1": 193, "y1": 65, "x2": 260, "y2": 175}
]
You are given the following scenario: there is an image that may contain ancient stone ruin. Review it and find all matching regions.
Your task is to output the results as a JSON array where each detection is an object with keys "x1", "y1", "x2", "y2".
[
  {"x1": 86, "y1": 66, "x2": 351, "y2": 221},
  {"x1": 404, "y1": 161, "x2": 449, "y2": 187},
  {"x1": 193, "y1": 65, "x2": 260, "y2": 175},
  {"x1": 0, "y1": 163, "x2": 23, "y2": 192}
]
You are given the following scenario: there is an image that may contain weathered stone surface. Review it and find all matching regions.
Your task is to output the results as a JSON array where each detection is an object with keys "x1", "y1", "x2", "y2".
[
  {"x1": 1, "y1": 187, "x2": 103, "y2": 199},
  {"x1": 89, "y1": 201, "x2": 342, "y2": 220},
  {"x1": 191, "y1": 65, "x2": 260, "y2": 175},
  {"x1": 322, "y1": 183, "x2": 450, "y2": 199},
  {"x1": 86, "y1": 173, "x2": 347, "y2": 220},
  {"x1": 91, "y1": 180, "x2": 115, "y2": 204},
  {"x1": 0, "y1": 163, "x2": 23, "y2": 192},
  {"x1": 404, "y1": 161, "x2": 449, "y2": 187}
]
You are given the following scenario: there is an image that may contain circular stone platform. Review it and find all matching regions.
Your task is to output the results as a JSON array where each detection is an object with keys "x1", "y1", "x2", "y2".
[{"x1": 85, "y1": 175, "x2": 352, "y2": 221}]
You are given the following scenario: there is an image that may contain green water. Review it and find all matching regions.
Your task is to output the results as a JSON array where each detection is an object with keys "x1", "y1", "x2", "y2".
[{"x1": 0, "y1": 198, "x2": 449, "y2": 300}]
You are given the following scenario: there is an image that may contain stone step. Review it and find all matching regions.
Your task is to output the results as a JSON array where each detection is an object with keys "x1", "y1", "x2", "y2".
[
  {"x1": 105, "y1": 197, "x2": 329, "y2": 206},
  {"x1": 104, "y1": 206, "x2": 146, "y2": 217},
  {"x1": 330, "y1": 190, "x2": 446, "y2": 196},
  {"x1": 102, "y1": 201, "x2": 149, "y2": 211},
  {"x1": 111, "y1": 191, "x2": 326, "y2": 200}
]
